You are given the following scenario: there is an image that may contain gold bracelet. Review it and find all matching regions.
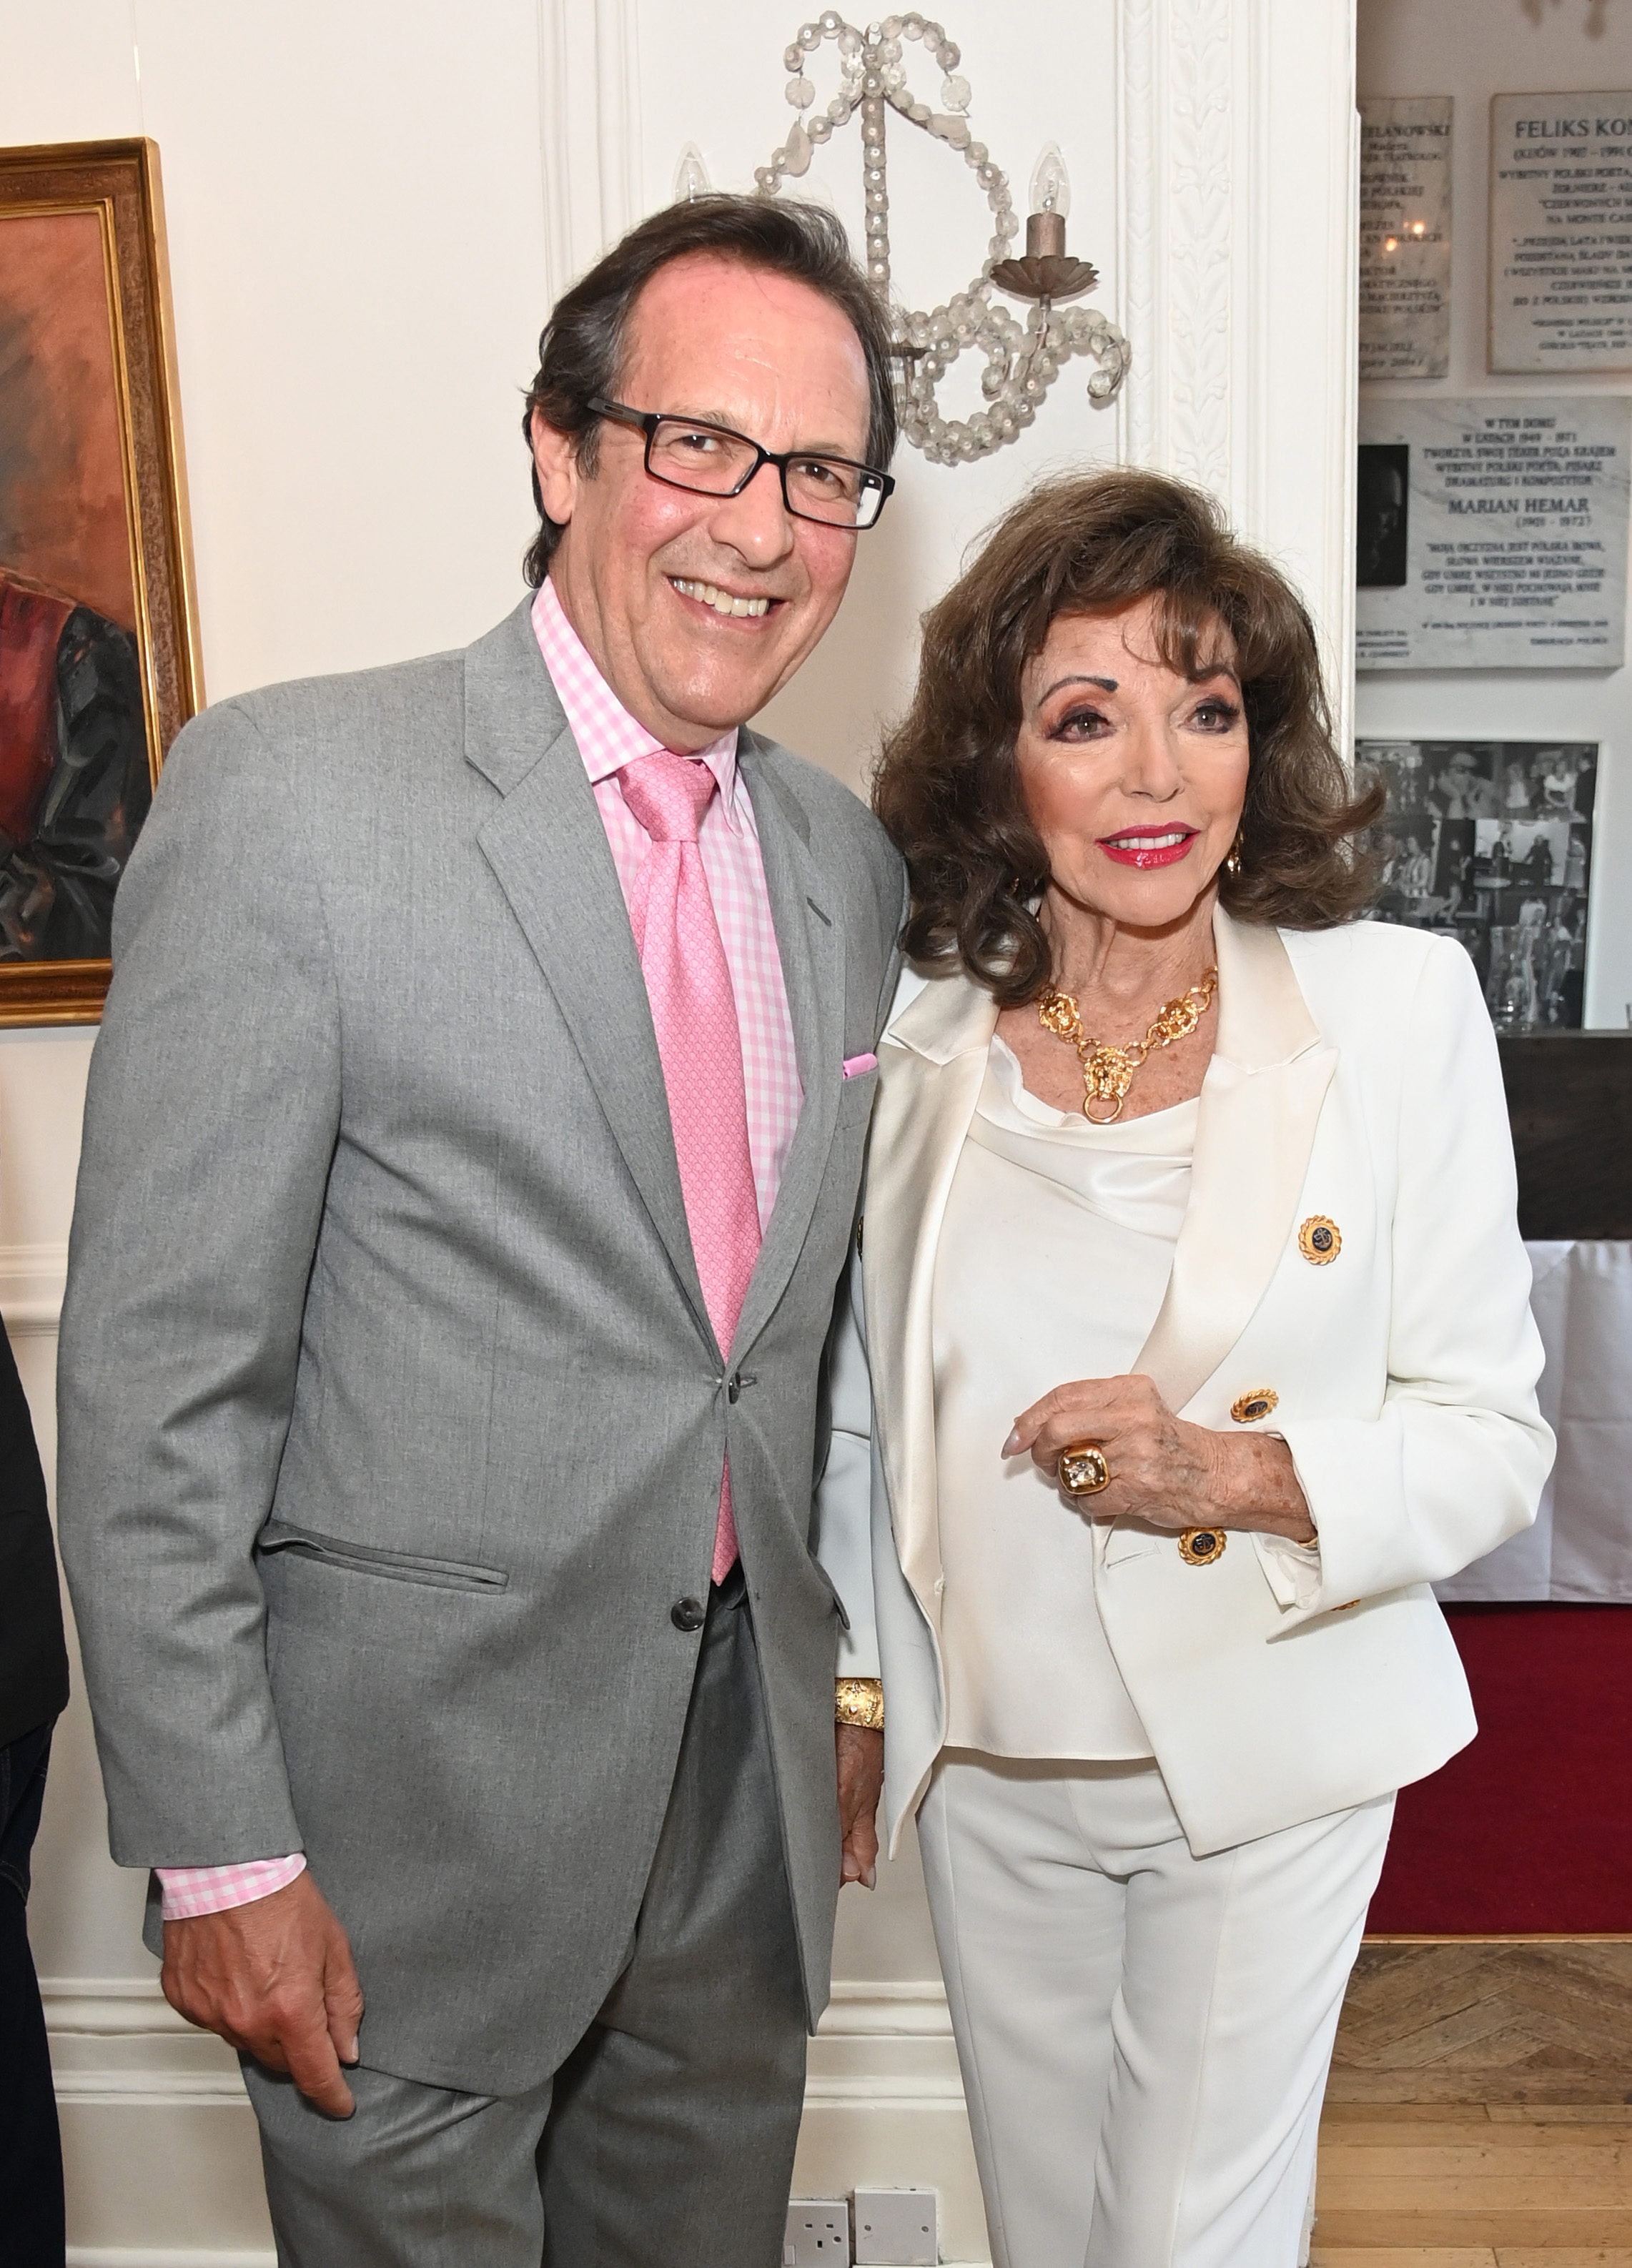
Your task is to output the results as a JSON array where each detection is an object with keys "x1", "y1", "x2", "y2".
[{"x1": 835, "y1": 1677, "x2": 884, "y2": 1731}]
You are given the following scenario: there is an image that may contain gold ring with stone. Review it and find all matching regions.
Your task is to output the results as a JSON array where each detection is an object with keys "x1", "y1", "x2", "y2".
[{"x1": 1058, "y1": 1443, "x2": 1111, "y2": 1496}]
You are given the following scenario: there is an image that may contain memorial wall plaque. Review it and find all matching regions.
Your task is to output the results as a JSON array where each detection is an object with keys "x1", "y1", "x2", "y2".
[
  {"x1": 1360, "y1": 96, "x2": 1453, "y2": 380},
  {"x1": 1490, "y1": 91, "x2": 1632, "y2": 372},
  {"x1": 1356, "y1": 395, "x2": 1631, "y2": 670}
]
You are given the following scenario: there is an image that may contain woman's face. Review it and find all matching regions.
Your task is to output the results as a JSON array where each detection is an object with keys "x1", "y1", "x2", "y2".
[{"x1": 1014, "y1": 595, "x2": 1250, "y2": 933}]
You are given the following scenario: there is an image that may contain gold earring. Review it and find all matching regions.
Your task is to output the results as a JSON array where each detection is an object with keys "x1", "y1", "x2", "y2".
[{"x1": 1225, "y1": 831, "x2": 1245, "y2": 878}]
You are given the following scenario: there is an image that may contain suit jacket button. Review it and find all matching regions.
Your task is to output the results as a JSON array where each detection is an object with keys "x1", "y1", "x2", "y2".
[
  {"x1": 1178, "y1": 1527, "x2": 1227, "y2": 1566},
  {"x1": 671, "y1": 1597, "x2": 707, "y2": 1633},
  {"x1": 1298, "y1": 1215, "x2": 1341, "y2": 1264}
]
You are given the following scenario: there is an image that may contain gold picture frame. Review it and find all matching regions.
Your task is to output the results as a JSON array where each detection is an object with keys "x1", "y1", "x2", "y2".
[{"x1": 0, "y1": 138, "x2": 202, "y2": 1026}]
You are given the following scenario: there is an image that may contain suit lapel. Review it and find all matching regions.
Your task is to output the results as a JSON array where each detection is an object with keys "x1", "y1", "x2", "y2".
[
  {"x1": 731, "y1": 739, "x2": 844, "y2": 1360},
  {"x1": 1134, "y1": 908, "x2": 1337, "y2": 1412},
  {"x1": 862, "y1": 972, "x2": 996, "y2": 1610},
  {"x1": 467, "y1": 602, "x2": 710, "y2": 1344}
]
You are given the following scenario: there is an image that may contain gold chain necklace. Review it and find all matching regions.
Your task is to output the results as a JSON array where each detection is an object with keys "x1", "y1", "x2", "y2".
[{"x1": 1037, "y1": 966, "x2": 1219, "y2": 1124}]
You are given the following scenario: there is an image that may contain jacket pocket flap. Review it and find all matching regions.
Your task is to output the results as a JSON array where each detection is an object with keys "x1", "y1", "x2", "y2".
[
  {"x1": 1099, "y1": 1518, "x2": 1164, "y2": 1569},
  {"x1": 257, "y1": 1520, "x2": 508, "y2": 1592}
]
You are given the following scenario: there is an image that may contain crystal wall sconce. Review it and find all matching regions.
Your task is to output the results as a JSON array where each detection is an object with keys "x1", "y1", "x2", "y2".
[{"x1": 750, "y1": 11, "x2": 1131, "y2": 466}]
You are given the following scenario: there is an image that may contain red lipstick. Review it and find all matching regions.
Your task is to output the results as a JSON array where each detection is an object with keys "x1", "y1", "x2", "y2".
[{"x1": 1097, "y1": 827, "x2": 1199, "y2": 870}]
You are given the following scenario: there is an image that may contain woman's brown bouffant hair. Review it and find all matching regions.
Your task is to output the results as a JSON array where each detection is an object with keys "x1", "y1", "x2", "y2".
[{"x1": 871, "y1": 469, "x2": 1382, "y2": 1006}]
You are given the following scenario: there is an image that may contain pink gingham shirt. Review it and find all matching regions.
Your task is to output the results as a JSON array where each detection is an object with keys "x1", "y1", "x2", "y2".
[
  {"x1": 156, "y1": 575, "x2": 804, "y2": 1923},
  {"x1": 529, "y1": 575, "x2": 803, "y2": 1227}
]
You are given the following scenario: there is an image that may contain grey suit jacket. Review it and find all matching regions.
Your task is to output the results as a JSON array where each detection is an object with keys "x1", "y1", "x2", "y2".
[{"x1": 56, "y1": 596, "x2": 904, "y2": 2094}]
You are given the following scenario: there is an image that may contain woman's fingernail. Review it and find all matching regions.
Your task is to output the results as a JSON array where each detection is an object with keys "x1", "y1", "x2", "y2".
[
  {"x1": 864, "y1": 1866, "x2": 877, "y2": 1890},
  {"x1": 1002, "y1": 1427, "x2": 1022, "y2": 1457}
]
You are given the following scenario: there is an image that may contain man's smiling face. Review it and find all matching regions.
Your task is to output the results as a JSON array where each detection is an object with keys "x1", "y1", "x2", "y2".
[{"x1": 531, "y1": 252, "x2": 874, "y2": 752}]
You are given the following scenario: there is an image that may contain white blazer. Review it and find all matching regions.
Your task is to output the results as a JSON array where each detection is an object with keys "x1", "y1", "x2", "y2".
[{"x1": 813, "y1": 906, "x2": 1553, "y2": 1859}]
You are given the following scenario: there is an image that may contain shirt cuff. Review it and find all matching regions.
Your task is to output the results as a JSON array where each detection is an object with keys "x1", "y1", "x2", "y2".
[
  {"x1": 155, "y1": 1853, "x2": 307, "y2": 1921},
  {"x1": 1250, "y1": 1531, "x2": 1324, "y2": 1613}
]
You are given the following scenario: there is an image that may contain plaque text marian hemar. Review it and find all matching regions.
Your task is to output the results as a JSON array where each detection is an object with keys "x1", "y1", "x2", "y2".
[
  {"x1": 1357, "y1": 396, "x2": 1631, "y2": 671},
  {"x1": 1490, "y1": 92, "x2": 1632, "y2": 372}
]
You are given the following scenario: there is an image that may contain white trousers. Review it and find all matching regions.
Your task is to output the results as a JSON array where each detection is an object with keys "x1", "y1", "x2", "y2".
[{"x1": 916, "y1": 1753, "x2": 1393, "y2": 2268}]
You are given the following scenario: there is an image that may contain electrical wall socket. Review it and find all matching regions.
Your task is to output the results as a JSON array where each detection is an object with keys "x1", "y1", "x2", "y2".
[
  {"x1": 785, "y1": 2199, "x2": 852, "y2": 2268},
  {"x1": 853, "y1": 2187, "x2": 938, "y2": 2266}
]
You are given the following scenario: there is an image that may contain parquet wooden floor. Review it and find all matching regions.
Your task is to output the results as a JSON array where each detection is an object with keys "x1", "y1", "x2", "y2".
[
  {"x1": 1327, "y1": 1943, "x2": 1632, "y2": 2106},
  {"x1": 1309, "y1": 1942, "x2": 1632, "y2": 2263}
]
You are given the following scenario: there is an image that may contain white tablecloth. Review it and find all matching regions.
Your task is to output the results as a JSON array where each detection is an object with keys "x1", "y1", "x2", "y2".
[{"x1": 1435, "y1": 1239, "x2": 1632, "y2": 1603}]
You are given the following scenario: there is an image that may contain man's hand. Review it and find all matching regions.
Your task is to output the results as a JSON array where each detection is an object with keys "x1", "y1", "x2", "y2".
[
  {"x1": 836, "y1": 1723, "x2": 884, "y2": 1890},
  {"x1": 160, "y1": 1870, "x2": 364, "y2": 2116}
]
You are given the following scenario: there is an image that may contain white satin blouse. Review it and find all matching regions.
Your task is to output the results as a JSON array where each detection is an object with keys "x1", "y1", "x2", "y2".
[{"x1": 931, "y1": 1036, "x2": 1198, "y2": 1761}]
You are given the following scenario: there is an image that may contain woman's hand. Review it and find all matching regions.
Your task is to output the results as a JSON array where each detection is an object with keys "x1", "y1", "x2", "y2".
[{"x1": 1004, "y1": 1373, "x2": 1317, "y2": 1543}]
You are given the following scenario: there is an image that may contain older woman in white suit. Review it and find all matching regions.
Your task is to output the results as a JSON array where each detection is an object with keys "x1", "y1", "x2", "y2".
[{"x1": 813, "y1": 472, "x2": 1551, "y2": 2268}]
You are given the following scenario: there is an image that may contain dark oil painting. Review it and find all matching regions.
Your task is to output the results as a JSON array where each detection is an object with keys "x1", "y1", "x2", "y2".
[
  {"x1": 0, "y1": 207, "x2": 149, "y2": 966},
  {"x1": 0, "y1": 141, "x2": 199, "y2": 1024}
]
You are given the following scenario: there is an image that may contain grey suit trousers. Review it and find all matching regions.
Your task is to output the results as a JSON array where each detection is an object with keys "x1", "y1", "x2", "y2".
[{"x1": 245, "y1": 1574, "x2": 806, "y2": 2268}]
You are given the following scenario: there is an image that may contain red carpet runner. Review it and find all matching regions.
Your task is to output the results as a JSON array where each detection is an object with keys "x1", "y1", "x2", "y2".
[{"x1": 1366, "y1": 1605, "x2": 1632, "y2": 1936}]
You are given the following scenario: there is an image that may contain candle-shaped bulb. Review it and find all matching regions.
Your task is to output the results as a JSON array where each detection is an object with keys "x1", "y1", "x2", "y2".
[
  {"x1": 673, "y1": 143, "x2": 711, "y2": 204},
  {"x1": 1029, "y1": 142, "x2": 1070, "y2": 219}
]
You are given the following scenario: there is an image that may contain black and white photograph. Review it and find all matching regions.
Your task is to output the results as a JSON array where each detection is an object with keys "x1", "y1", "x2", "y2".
[
  {"x1": 1357, "y1": 442, "x2": 1410, "y2": 587},
  {"x1": 1357, "y1": 737, "x2": 1597, "y2": 1030}
]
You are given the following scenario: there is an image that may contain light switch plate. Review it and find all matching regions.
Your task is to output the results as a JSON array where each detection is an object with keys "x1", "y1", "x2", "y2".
[
  {"x1": 786, "y1": 2199, "x2": 852, "y2": 2268},
  {"x1": 853, "y1": 2187, "x2": 938, "y2": 2265}
]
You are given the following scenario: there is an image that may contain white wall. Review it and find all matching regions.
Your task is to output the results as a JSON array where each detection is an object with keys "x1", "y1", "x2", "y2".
[
  {"x1": 1, "y1": 2, "x2": 1360, "y2": 2258},
  {"x1": 1356, "y1": 0, "x2": 1632, "y2": 1026}
]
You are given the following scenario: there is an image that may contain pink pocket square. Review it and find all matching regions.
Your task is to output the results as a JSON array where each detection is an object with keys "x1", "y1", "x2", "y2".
[{"x1": 842, "y1": 1053, "x2": 878, "y2": 1079}]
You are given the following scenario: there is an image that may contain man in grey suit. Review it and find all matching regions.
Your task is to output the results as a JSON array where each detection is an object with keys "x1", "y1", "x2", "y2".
[{"x1": 58, "y1": 194, "x2": 902, "y2": 2267}]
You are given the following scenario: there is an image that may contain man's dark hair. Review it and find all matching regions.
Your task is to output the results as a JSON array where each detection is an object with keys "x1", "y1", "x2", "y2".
[{"x1": 520, "y1": 194, "x2": 899, "y2": 585}]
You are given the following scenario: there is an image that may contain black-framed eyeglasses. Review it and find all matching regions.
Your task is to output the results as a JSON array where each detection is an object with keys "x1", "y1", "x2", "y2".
[{"x1": 586, "y1": 396, "x2": 894, "y2": 530}]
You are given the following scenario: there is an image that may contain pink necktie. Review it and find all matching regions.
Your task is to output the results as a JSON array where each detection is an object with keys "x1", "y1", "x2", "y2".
[{"x1": 618, "y1": 752, "x2": 762, "y2": 1583}]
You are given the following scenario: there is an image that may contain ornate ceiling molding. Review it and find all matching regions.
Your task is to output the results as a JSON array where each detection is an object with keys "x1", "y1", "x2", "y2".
[
  {"x1": 1117, "y1": 0, "x2": 1239, "y2": 503},
  {"x1": 1117, "y1": 0, "x2": 1359, "y2": 751},
  {"x1": 1166, "y1": 0, "x2": 1235, "y2": 501},
  {"x1": 535, "y1": 0, "x2": 643, "y2": 304}
]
